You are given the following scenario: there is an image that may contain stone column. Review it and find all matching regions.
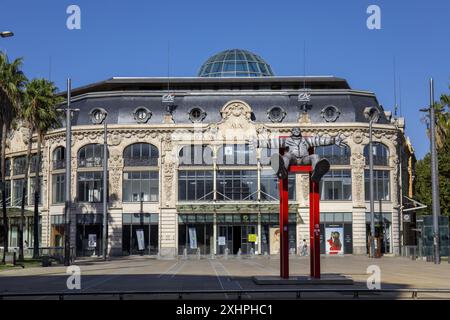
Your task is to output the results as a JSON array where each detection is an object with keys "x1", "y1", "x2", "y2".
[
  {"x1": 351, "y1": 146, "x2": 368, "y2": 255},
  {"x1": 390, "y1": 153, "x2": 401, "y2": 255},
  {"x1": 297, "y1": 174, "x2": 310, "y2": 249},
  {"x1": 159, "y1": 133, "x2": 177, "y2": 258},
  {"x1": 108, "y1": 148, "x2": 124, "y2": 256}
]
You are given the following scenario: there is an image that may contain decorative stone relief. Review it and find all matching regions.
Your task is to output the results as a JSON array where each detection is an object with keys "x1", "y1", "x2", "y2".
[
  {"x1": 109, "y1": 131, "x2": 122, "y2": 146},
  {"x1": 218, "y1": 100, "x2": 254, "y2": 134},
  {"x1": 161, "y1": 132, "x2": 176, "y2": 207},
  {"x1": 351, "y1": 153, "x2": 366, "y2": 206},
  {"x1": 353, "y1": 129, "x2": 364, "y2": 144}
]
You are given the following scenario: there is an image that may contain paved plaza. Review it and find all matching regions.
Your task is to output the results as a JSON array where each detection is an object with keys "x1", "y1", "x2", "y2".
[{"x1": 0, "y1": 255, "x2": 449, "y2": 299}]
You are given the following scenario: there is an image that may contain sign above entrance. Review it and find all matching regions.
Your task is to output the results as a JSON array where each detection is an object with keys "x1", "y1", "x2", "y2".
[{"x1": 248, "y1": 234, "x2": 258, "y2": 243}]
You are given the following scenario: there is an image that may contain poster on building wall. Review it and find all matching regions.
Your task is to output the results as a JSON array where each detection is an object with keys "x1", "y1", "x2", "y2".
[
  {"x1": 136, "y1": 229, "x2": 145, "y2": 251},
  {"x1": 325, "y1": 225, "x2": 344, "y2": 255},
  {"x1": 218, "y1": 236, "x2": 226, "y2": 246},
  {"x1": 269, "y1": 228, "x2": 280, "y2": 255},
  {"x1": 189, "y1": 228, "x2": 198, "y2": 249},
  {"x1": 88, "y1": 234, "x2": 97, "y2": 249}
]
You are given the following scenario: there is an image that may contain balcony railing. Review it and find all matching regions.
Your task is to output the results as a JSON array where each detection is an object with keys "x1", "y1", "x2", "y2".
[
  {"x1": 78, "y1": 157, "x2": 104, "y2": 168},
  {"x1": 124, "y1": 158, "x2": 158, "y2": 167}
]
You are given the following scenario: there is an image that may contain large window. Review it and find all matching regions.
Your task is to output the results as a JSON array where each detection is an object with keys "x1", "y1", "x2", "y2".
[
  {"x1": 30, "y1": 154, "x2": 42, "y2": 173},
  {"x1": 78, "y1": 144, "x2": 105, "y2": 168},
  {"x1": 364, "y1": 143, "x2": 389, "y2": 166},
  {"x1": 178, "y1": 170, "x2": 214, "y2": 201},
  {"x1": 52, "y1": 174, "x2": 65, "y2": 204},
  {"x1": 4, "y1": 159, "x2": 11, "y2": 177},
  {"x1": 216, "y1": 170, "x2": 257, "y2": 201},
  {"x1": 320, "y1": 170, "x2": 352, "y2": 201},
  {"x1": 77, "y1": 172, "x2": 104, "y2": 202},
  {"x1": 13, "y1": 156, "x2": 27, "y2": 175},
  {"x1": 123, "y1": 171, "x2": 159, "y2": 202},
  {"x1": 316, "y1": 144, "x2": 351, "y2": 165},
  {"x1": 365, "y1": 170, "x2": 390, "y2": 201},
  {"x1": 123, "y1": 143, "x2": 159, "y2": 167},
  {"x1": 260, "y1": 170, "x2": 295, "y2": 200},
  {"x1": 4, "y1": 180, "x2": 11, "y2": 206},
  {"x1": 179, "y1": 145, "x2": 213, "y2": 166},
  {"x1": 29, "y1": 177, "x2": 43, "y2": 205},
  {"x1": 53, "y1": 147, "x2": 65, "y2": 170},
  {"x1": 217, "y1": 144, "x2": 257, "y2": 166},
  {"x1": 12, "y1": 179, "x2": 25, "y2": 206}
]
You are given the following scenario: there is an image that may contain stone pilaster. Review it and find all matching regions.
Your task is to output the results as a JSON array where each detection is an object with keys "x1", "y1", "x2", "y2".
[
  {"x1": 351, "y1": 142, "x2": 367, "y2": 255},
  {"x1": 108, "y1": 207, "x2": 123, "y2": 256},
  {"x1": 159, "y1": 132, "x2": 178, "y2": 258}
]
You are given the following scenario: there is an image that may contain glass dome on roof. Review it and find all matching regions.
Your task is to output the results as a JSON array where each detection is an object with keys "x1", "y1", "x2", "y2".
[{"x1": 198, "y1": 49, "x2": 274, "y2": 77}]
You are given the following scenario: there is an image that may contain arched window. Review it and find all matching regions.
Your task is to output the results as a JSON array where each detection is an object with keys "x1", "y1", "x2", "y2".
[
  {"x1": 179, "y1": 145, "x2": 213, "y2": 166},
  {"x1": 78, "y1": 144, "x2": 106, "y2": 168},
  {"x1": 123, "y1": 143, "x2": 159, "y2": 167},
  {"x1": 217, "y1": 144, "x2": 257, "y2": 166},
  {"x1": 53, "y1": 147, "x2": 65, "y2": 170},
  {"x1": 316, "y1": 144, "x2": 351, "y2": 165},
  {"x1": 122, "y1": 143, "x2": 159, "y2": 203},
  {"x1": 364, "y1": 143, "x2": 389, "y2": 166}
]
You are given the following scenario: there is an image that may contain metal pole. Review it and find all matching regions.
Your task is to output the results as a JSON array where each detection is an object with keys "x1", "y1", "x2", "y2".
[
  {"x1": 102, "y1": 121, "x2": 108, "y2": 260},
  {"x1": 369, "y1": 120, "x2": 376, "y2": 258},
  {"x1": 429, "y1": 78, "x2": 441, "y2": 264},
  {"x1": 64, "y1": 79, "x2": 72, "y2": 266}
]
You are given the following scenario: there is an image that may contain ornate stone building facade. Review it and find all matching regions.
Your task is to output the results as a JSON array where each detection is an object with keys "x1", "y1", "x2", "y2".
[{"x1": 2, "y1": 49, "x2": 414, "y2": 258}]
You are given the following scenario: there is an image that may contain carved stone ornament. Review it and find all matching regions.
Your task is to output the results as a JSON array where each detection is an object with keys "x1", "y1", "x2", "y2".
[
  {"x1": 353, "y1": 129, "x2": 364, "y2": 144},
  {"x1": 220, "y1": 100, "x2": 253, "y2": 122}
]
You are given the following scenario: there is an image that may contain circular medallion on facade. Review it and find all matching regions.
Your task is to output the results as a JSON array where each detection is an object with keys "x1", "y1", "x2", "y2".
[
  {"x1": 321, "y1": 105, "x2": 341, "y2": 122},
  {"x1": 89, "y1": 108, "x2": 107, "y2": 124},
  {"x1": 188, "y1": 107, "x2": 207, "y2": 123},
  {"x1": 267, "y1": 106, "x2": 286, "y2": 123},
  {"x1": 133, "y1": 107, "x2": 152, "y2": 123}
]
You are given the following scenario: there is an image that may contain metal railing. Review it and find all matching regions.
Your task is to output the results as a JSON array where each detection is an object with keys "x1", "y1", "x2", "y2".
[{"x1": 1, "y1": 288, "x2": 450, "y2": 300}]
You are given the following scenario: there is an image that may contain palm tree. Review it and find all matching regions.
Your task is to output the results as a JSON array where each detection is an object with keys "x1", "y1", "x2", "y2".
[
  {"x1": 435, "y1": 91, "x2": 449, "y2": 151},
  {"x1": 0, "y1": 52, "x2": 26, "y2": 264},
  {"x1": 17, "y1": 82, "x2": 37, "y2": 262},
  {"x1": 23, "y1": 79, "x2": 62, "y2": 259}
]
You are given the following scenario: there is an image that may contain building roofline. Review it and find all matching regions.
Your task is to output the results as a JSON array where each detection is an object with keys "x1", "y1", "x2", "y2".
[{"x1": 60, "y1": 76, "x2": 352, "y2": 97}]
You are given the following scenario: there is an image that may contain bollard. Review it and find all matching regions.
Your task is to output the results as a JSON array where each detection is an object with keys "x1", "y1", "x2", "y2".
[
  {"x1": 237, "y1": 248, "x2": 242, "y2": 259},
  {"x1": 197, "y1": 248, "x2": 201, "y2": 260},
  {"x1": 183, "y1": 248, "x2": 188, "y2": 260},
  {"x1": 224, "y1": 248, "x2": 229, "y2": 260}
]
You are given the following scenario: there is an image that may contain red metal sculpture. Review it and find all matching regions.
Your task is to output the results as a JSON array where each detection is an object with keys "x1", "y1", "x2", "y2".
[{"x1": 273, "y1": 128, "x2": 345, "y2": 279}]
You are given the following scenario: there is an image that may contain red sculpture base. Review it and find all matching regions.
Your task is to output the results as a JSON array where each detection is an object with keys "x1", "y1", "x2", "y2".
[{"x1": 279, "y1": 165, "x2": 321, "y2": 279}]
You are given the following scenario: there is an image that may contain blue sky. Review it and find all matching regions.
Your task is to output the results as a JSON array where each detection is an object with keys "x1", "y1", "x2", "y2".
[{"x1": 0, "y1": 0, "x2": 449, "y2": 159}]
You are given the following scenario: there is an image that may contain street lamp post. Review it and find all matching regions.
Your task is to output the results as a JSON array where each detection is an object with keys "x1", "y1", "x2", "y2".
[
  {"x1": 364, "y1": 107, "x2": 380, "y2": 258},
  {"x1": 419, "y1": 78, "x2": 441, "y2": 264},
  {"x1": 64, "y1": 79, "x2": 72, "y2": 266},
  {"x1": 428, "y1": 78, "x2": 441, "y2": 264},
  {"x1": 58, "y1": 79, "x2": 79, "y2": 266},
  {"x1": 102, "y1": 119, "x2": 108, "y2": 260}
]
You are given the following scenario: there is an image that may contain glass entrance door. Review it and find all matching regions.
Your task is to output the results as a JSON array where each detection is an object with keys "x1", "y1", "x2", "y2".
[
  {"x1": 241, "y1": 225, "x2": 257, "y2": 254},
  {"x1": 218, "y1": 226, "x2": 233, "y2": 254},
  {"x1": 217, "y1": 225, "x2": 257, "y2": 254}
]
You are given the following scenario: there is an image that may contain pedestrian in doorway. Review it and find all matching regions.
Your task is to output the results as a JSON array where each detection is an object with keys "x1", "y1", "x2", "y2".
[{"x1": 301, "y1": 239, "x2": 308, "y2": 256}]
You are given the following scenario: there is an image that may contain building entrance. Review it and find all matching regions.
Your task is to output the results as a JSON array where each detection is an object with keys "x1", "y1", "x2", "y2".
[{"x1": 217, "y1": 225, "x2": 257, "y2": 254}]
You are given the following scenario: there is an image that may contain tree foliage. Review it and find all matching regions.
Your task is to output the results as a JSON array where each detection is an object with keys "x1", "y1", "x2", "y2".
[{"x1": 415, "y1": 87, "x2": 450, "y2": 216}]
